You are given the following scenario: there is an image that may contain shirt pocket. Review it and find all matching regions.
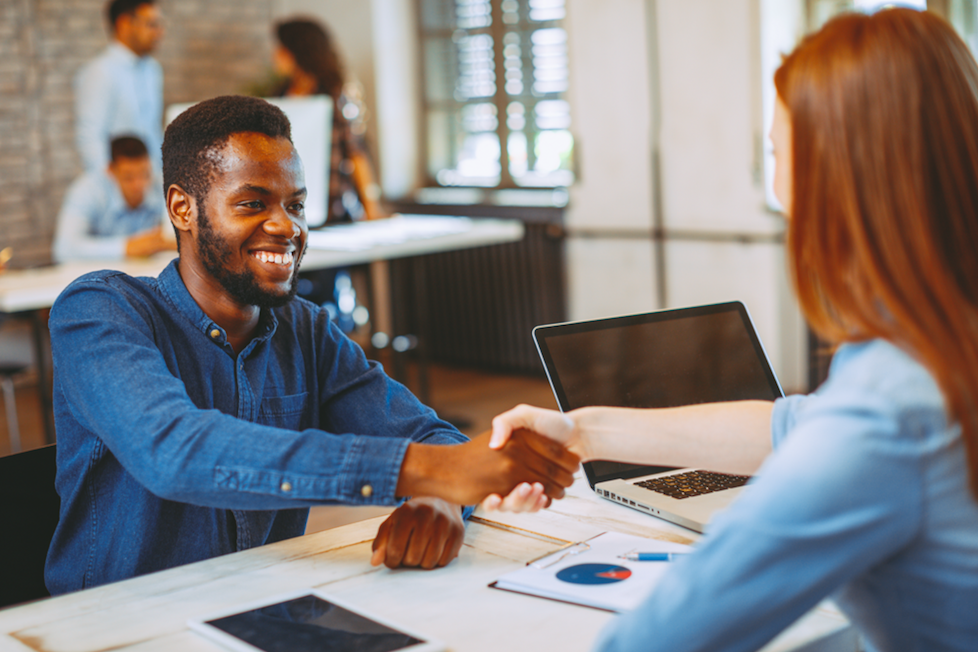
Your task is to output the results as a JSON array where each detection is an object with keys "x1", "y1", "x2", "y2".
[{"x1": 258, "y1": 392, "x2": 311, "y2": 431}]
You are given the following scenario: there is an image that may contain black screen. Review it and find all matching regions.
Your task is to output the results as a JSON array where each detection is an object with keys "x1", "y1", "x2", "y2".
[
  {"x1": 206, "y1": 594, "x2": 424, "y2": 652},
  {"x1": 535, "y1": 302, "x2": 782, "y2": 484}
]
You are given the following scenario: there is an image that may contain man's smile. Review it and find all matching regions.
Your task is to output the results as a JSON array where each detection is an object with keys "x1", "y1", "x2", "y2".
[{"x1": 251, "y1": 250, "x2": 295, "y2": 266}]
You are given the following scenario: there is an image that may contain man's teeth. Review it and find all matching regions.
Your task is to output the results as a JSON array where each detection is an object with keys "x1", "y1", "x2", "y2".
[{"x1": 255, "y1": 251, "x2": 293, "y2": 265}]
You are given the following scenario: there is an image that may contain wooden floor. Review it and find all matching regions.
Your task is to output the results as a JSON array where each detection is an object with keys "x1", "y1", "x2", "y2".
[{"x1": 0, "y1": 359, "x2": 558, "y2": 534}]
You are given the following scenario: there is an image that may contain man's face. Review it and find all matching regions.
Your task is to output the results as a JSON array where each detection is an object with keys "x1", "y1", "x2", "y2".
[
  {"x1": 191, "y1": 133, "x2": 308, "y2": 309},
  {"x1": 109, "y1": 155, "x2": 153, "y2": 209},
  {"x1": 118, "y1": 4, "x2": 164, "y2": 56}
]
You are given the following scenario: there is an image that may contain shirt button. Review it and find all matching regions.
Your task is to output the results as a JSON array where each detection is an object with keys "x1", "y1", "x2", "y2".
[
  {"x1": 281, "y1": 481, "x2": 292, "y2": 492},
  {"x1": 361, "y1": 484, "x2": 373, "y2": 498},
  {"x1": 210, "y1": 329, "x2": 221, "y2": 339}
]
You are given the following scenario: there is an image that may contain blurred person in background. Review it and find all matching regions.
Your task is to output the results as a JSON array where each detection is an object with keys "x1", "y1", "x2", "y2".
[
  {"x1": 270, "y1": 18, "x2": 385, "y2": 332},
  {"x1": 53, "y1": 136, "x2": 174, "y2": 263},
  {"x1": 75, "y1": 0, "x2": 164, "y2": 174},
  {"x1": 272, "y1": 18, "x2": 383, "y2": 224}
]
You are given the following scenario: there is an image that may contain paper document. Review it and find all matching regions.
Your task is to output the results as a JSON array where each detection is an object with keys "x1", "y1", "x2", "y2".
[{"x1": 490, "y1": 531, "x2": 691, "y2": 612}]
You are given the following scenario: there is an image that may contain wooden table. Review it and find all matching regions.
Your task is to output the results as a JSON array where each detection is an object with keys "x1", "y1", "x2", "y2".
[
  {"x1": 0, "y1": 215, "x2": 525, "y2": 442},
  {"x1": 0, "y1": 473, "x2": 856, "y2": 652}
]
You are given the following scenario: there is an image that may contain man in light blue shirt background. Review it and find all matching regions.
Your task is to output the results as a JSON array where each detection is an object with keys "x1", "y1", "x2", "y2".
[
  {"x1": 53, "y1": 136, "x2": 174, "y2": 262},
  {"x1": 74, "y1": 0, "x2": 164, "y2": 174}
]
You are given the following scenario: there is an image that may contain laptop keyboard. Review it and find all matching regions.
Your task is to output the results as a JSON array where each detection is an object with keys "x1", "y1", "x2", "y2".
[{"x1": 634, "y1": 470, "x2": 750, "y2": 500}]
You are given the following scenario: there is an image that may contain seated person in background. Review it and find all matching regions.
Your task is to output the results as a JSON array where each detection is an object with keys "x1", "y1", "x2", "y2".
[
  {"x1": 487, "y1": 9, "x2": 978, "y2": 652},
  {"x1": 53, "y1": 135, "x2": 175, "y2": 262},
  {"x1": 45, "y1": 95, "x2": 578, "y2": 595}
]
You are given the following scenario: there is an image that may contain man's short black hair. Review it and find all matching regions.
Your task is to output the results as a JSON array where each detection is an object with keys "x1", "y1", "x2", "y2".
[
  {"x1": 110, "y1": 135, "x2": 149, "y2": 162},
  {"x1": 162, "y1": 95, "x2": 292, "y2": 205},
  {"x1": 107, "y1": 0, "x2": 154, "y2": 30}
]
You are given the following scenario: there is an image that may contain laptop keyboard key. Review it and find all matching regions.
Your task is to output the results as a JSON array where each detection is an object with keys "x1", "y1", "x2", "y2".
[{"x1": 634, "y1": 470, "x2": 750, "y2": 500}]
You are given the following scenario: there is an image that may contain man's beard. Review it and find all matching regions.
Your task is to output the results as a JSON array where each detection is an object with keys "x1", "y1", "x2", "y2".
[{"x1": 196, "y1": 203, "x2": 303, "y2": 309}]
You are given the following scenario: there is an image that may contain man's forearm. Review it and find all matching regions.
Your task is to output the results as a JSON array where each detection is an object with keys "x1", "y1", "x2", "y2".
[{"x1": 396, "y1": 442, "x2": 446, "y2": 500}]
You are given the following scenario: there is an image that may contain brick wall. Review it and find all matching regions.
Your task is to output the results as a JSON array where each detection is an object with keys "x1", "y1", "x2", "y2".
[{"x1": 0, "y1": 0, "x2": 275, "y2": 268}]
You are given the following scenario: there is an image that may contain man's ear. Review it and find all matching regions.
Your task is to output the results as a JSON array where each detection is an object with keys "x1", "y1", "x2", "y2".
[
  {"x1": 167, "y1": 184, "x2": 197, "y2": 240},
  {"x1": 114, "y1": 14, "x2": 133, "y2": 41}
]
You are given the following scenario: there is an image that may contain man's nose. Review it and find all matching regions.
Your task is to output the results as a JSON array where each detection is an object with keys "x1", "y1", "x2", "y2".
[{"x1": 264, "y1": 207, "x2": 301, "y2": 238}]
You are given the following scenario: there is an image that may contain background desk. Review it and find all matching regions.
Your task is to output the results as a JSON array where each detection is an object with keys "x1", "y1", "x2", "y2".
[
  {"x1": 0, "y1": 473, "x2": 856, "y2": 652},
  {"x1": 0, "y1": 215, "x2": 524, "y2": 442}
]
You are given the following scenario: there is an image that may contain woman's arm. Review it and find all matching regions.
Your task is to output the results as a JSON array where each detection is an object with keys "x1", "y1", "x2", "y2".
[
  {"x1": 490, "y1": 401, "x2": 774, "y2": 475},
  {"x1": 572, "y1": 401, "x2": 774, "y2": 475},
  {"x1": 350, "y1": 151, "x2": 384, "y2": 220}
]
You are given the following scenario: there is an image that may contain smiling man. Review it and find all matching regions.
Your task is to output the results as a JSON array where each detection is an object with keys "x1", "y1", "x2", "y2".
[{"x1": 45, "y1": 95, "x2": 578, "y2": 595}]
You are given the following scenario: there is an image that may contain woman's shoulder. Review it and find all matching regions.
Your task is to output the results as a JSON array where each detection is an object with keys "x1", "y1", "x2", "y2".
[{"x1": 813, "y1": 339, "x2": 946, "y2": 428}]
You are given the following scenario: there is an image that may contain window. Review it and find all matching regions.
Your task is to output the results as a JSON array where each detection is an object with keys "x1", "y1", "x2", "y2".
[{"x1": 418, "y1": 0, "x2": 575, "y2": 188}]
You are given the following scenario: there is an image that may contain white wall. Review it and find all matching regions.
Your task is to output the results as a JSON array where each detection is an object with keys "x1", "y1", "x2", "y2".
[
  {"x1": 320, "y1": 0, "x2": 809, "y2": 392},
  {"x1": 562, "y1": 0, "x2": 658, "y2": 320},
  {"x1": 562, "y1": 0, "x2": 806, "y2": 391}
]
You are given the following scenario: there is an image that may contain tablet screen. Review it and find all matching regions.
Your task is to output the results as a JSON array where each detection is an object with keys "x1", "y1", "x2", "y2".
[{"x1": 200, "y1": 594, "x2": 425, "y2": 652}]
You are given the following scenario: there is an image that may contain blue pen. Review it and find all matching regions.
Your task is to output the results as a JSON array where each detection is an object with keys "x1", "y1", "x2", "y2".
[{"x1": 619, "y1": 552, "x2": 689, "y2": 561}]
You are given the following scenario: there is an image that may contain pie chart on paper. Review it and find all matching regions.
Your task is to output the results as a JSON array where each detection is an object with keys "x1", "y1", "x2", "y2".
[{"x1": 556, "y1": 563, "x2": 632, "y2": 585}]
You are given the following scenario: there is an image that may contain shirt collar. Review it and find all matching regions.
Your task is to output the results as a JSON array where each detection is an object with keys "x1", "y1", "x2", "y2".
[
  {"x1": 156, "y1": 259, "x2": 279, "y2": 348},
  {"x1": 108, "y1": 40, "x2": 142, "y2": 64}
]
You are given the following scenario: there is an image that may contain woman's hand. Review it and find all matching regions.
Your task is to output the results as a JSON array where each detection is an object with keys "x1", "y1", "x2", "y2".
[
  {"x1": 397, "y1": 429, "x2": 580, "y2": 508},
  {"x1": 489, "y1": 404, "x2": 579, "y2": 451},
  {"x1": 481, "y1": 405, "x2": 583, "y2": 513}
]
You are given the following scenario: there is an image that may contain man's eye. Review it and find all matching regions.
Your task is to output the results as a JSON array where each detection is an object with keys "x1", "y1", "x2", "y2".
[
  {"x1": 242, "y1": 201, "x2": 263, "y2": 209},
  {"x1": 290, "y1": 202, "x2": 305, "y2": 212}
]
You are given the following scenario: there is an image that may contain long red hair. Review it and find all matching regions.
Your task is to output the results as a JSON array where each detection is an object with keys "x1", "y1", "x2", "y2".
[{"x1": 775, "y1": 8, "x2": 978, "y2": 499}]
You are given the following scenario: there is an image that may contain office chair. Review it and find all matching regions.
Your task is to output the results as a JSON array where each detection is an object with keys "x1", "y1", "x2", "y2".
[
  {"x1": 0, "y1": 312, "x2": 32, "y2": 453},
  {"x1": 0, "y1": 444, "x2": 59, "y2": 608},
  {"x1": 0, "y1": 361, "x2": 28, "y2": 454}
]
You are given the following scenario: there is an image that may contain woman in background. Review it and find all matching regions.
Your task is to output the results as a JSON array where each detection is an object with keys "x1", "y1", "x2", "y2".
[
  {"x1": 272, "y1": 18, "x2": 382, "y2": 330},
  {"x1": 273, "y1": 18, "x2": 383, "y2": 223},
  {"x1": 488, "y1": 9, "x2": 978, "y2": 651}
]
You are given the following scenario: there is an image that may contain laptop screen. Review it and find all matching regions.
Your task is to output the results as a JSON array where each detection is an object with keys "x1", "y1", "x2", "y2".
[{"x1": 533, "y1": 302, "x2": 784, "y2": 485}]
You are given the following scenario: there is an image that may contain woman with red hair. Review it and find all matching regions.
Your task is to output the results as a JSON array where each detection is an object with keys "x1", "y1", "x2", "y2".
[{"x1": 489, "y1": 9, "x2": 978, "y2": 651}]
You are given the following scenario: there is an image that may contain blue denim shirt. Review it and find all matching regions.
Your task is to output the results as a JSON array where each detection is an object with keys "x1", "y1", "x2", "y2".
[
  {"x1": 593, "y1": 340, "x2": 978, "y2": 652},
  {"x1": 45, "y1": 260, "x2": 468, "y2": 595}
]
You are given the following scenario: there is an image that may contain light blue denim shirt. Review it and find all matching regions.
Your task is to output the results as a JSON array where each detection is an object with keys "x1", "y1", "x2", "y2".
[
  {"x1": 594, "y1": 339, "x2": 978, "y2": 652},
  {"x1": 45, "y1": 260, "x2": 468, "y2": 595},
  {"x1": 52, "y1": 170, "x2": 163, "y2": 262},
  {"x1": 74, "y1": 42, "x2": 163, "y2": 172}
]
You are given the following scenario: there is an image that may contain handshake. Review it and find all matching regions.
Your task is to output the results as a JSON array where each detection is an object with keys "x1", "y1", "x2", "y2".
[
  {"x1": 396, "y1": 404, "x2": 582, "y2": 513},
  {"x1": 373, "y1": 405, "x2": 584, "y2": 570}
]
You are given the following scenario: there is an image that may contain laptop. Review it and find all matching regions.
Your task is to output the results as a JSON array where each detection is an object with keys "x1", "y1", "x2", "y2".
[{"x1": 533, "y1": 301, "x2": 784, "y2": 533}]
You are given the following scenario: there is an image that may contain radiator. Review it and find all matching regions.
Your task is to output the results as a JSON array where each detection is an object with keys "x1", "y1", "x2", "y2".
[{"x1": 389, "y1": 213, "x2": 566, "y2": 375}]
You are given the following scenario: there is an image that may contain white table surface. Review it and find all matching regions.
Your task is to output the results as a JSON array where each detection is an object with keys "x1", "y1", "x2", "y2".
[
  {"x1": 0, "y1": 215, "x2": 524, "y2": 313},
  {"x1": 0, "y1": 472, "x2": 857, "y2": 652}
]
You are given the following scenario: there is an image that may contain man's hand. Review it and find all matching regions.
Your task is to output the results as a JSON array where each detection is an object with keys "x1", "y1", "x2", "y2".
[
  {"x1": 125, "y1": 227, "x2": 177, "y2": 257},
  {"x1": 370, "y1": 497, "x2": 464, "y2": 569},
  {"x1": 480, "y1": 405, "x2": 584, "y2": 514},
  {"x1": 397, "y1": 429, "x2": 580, "y2": 507},
  {"x1": 481, "y1": 481, "x2": 551, "y2": 513}
]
